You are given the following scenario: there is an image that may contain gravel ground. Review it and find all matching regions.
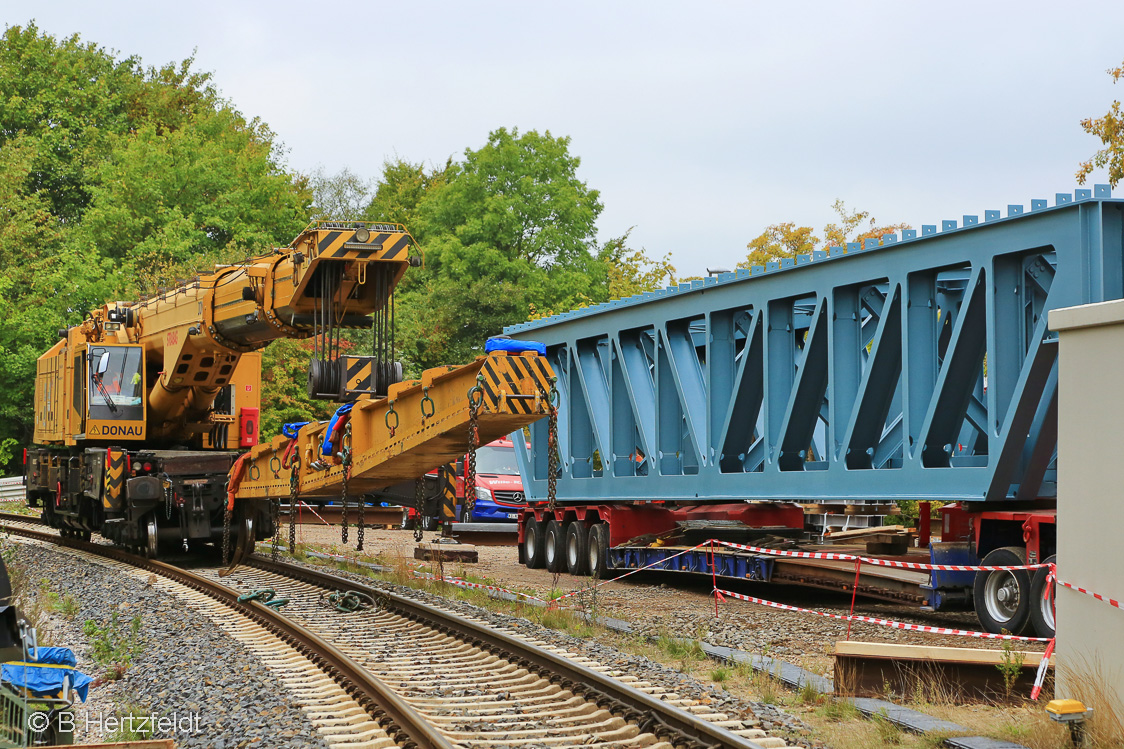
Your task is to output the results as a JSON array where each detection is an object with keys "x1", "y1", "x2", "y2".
[
  {"x1": 295, "y1": 524, "x2": 1046, "y2": 680},
  {"x1": 8, "y1": 541, "x2": 327, "y2": 749},
  {"x1": 279, "y1": 545, "x2": 824, "y2": 748}
]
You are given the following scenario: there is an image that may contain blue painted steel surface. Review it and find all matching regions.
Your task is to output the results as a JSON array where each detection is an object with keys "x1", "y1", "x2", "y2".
[
  {"x1": 509, "y1": 187, "x2": 1122, "y2": 506},
  {"x1": 609, "y1": 546, "x2": 775, "y2": 582}
]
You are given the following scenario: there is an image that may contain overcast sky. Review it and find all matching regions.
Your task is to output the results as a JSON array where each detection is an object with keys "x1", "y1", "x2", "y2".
[{"x1": 7, "y1": 1, "x2": 1124, "y2": 276}]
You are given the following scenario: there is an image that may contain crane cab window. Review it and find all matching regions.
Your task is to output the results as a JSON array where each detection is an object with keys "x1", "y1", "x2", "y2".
[{"x1": 88, "y1": 346, "x2": 144, "y2": 422}]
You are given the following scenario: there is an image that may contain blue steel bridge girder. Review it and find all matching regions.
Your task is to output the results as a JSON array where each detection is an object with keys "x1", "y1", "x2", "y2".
[{"x1": 509, "y1": 189, "x2": 1122, "y2": 506}]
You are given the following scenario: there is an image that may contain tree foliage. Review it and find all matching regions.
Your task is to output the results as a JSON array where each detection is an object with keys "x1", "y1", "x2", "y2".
[
  {"x1": 602, "y1": 229, "x2": 679, "y2": 298},
  {"x1": 381, "y1": 128, "x2": 609, "y2": 372},
  {"x1": 1078, "y1": 58, "x2": 1124, "y2": 187},
  {"x1": 0, "y1": 23, "x2": 310, "y2": 461},
  {"x1": 739, "y1": 201, "x2": 910, "y2": 269},
  {"x1": 739, "y1": 223, "x2": 820, "y2": 268}
]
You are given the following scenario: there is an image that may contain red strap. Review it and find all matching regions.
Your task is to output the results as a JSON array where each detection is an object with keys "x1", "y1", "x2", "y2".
[{"x1": 226, "y1": 453, "x2": 251, "y2": 512}]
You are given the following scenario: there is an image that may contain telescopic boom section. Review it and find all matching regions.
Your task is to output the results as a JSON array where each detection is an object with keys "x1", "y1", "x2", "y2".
[
  {"x1": 55, "y1": 221, "x2": 418, "y2": 447},
  {"x1": 231, "y1": 351, "x2": 554, "y2": 501}
]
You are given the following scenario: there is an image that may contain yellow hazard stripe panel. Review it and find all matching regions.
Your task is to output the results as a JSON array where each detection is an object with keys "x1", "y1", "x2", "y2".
[{"x1": 478, "y1": 354, "x2": 551, "y2": 415}]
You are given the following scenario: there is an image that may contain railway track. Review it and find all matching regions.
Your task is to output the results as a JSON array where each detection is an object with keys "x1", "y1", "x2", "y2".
[{"x1": 0, "y1": 517, "x2": 793, "y2": 748}]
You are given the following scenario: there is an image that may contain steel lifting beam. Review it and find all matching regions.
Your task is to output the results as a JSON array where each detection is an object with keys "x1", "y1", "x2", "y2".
[
  {"x1": 234, "y1": 352, "x2": 553, "y2": 500},
  {"x1": 507, "y1": 187, "x2": 1123, "y2": 506}
]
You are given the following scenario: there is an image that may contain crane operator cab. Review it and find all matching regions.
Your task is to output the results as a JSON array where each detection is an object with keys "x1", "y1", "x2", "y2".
[{"x1": 86, "y1": 345, "x2": 146, "y2": 438}]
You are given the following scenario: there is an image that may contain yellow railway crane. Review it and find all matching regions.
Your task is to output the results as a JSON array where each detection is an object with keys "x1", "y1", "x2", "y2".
[{"x1": 25, "y1": 221, "x2": 554, "y2": 558}]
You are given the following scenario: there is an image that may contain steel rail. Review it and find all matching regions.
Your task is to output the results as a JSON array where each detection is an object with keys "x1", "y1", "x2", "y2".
[
  {"x1": 0, "y1": 522, "x2": 453, "y2": 749},
  {"x1": 248, "y1": 554, "x2": 768, "y2": 749}
]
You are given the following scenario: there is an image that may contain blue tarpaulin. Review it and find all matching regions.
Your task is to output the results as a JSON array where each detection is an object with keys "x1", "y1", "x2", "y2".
[
  {"x1": 3, "y1": 647, "x2": 92, "y2": 702},
  {"x1": 485, "y1": 337, "x2": 546, "y2": 355}
]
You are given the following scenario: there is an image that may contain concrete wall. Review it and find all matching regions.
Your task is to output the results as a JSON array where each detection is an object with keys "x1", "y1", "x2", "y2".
[{"x1": 1050, "y1": 299, "x2": 1124, "y2": 711}]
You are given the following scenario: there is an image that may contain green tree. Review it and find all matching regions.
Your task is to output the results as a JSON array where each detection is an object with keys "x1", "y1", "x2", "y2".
[
  {"x1": 0, "y1": 23, "x2": 310, "y2": 465},
  {"x1": 388, "y1": 128, "x2": 608, "y2": 371},
  {"x1": 1078, "y1": 58, "x2": 1124, "y2": 187},
  {"x1": 363, "y1": 157, "x2": 451, "y2": 234},
  {"x1": 601, "y1": 229, "x2": 679, "y2": 298},
  {"x1": 310, "y1": 166, "x2": 373, "y2": 221}
]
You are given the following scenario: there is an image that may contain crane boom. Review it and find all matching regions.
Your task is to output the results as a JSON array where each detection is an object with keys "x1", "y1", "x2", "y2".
[{"x1": 26, "y1": 220, "x2": 554, "y2": 558}]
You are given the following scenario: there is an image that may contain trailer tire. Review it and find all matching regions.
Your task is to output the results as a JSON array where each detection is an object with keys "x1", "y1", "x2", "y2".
[
  {"x1": 564, "y1": 522, "x2": 589, "y2": 576},
  {"x1": 544, "y1": 519, "x2": 566, "y2": 573},
  {"x1": 973, "y1": 546, "x2": 1032, "y2": 635},
  {"x1": 421, "y1": 514, "x2": 438, "y2": 532},
  {"x1": 587, "y1": 523, "x2": 609, "y2": 579},
  {"x1": 523, "y1": 519, "x2": 546, "y2": 569},
  {"x1": 1028, "y1": 554, "x2": 1056, "y2": 639}
]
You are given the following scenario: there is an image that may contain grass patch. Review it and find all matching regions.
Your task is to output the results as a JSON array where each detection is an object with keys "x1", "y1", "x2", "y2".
[
  {"x1": 817, "y1": 698, "x2": 860, "y2": 722},
  {"x1": 106, "y1": 703, "x2": 153, "y2": 741},
  {"x1": 82, "y1": 611, "x2": 143, "y2": 680},
  {"x1": 872, "y1": 709, "x2": 904, "y2": 745}
]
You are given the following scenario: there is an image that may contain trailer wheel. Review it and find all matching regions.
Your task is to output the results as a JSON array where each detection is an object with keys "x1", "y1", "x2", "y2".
[
  {"x1": 421, "y1": 514, "x2": 438, "y2": 532},
  {"x1": 564, "y1": 522, "x2": 589, "y2": 576},
  {"x1": 587, "y1": 523, "x2": 609, "y2": 579},
  {"x1": 544, "y1": 519, "x2": 566, "y2": 573},
  {"x1": 973, "y1": 546, "x2": 1032, "y2": 635},
  {"x1": 523, "y1": 519, "x2": 546, "y2": 569},
  {"x1": 1028, "y1": 554, "x2": 1056, "y2": 639}
]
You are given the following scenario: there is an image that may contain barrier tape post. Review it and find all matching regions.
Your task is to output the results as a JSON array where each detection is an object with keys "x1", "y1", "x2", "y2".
[
  {"x1": 1031, "y1": 638, "x2": 1056, "y2": 701},
  {"x1": 710, "y1": 539, "x2": 719, "y2": 618},
  {"x1": 846, "y1": 557, "x2": 861, "y2": 640}
]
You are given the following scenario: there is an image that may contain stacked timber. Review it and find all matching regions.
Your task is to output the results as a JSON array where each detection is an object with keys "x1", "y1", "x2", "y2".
[{"x1": 823, "y1": 525, "x2": 913, "y2": 555}]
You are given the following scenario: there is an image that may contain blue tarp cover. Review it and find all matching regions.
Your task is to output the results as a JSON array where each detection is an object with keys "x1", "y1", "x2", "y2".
[
  {"x1": 485, "y1": 337, "x2": 546, "y2": 355},
  {"x1": 3, "y1": 647, "x2": 92, "y2": 702}
]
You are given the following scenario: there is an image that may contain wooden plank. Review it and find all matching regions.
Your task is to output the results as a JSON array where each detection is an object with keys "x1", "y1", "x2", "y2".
[
  {"x1": 825, "y1": 525, "x2": 906, "y2": 540},
  {"x1": 835, "y1": 641, "x2": 1053, "y2": 666},
  {"x1": 835, "y1": 640, "x2": 1052, "y2": 703}
]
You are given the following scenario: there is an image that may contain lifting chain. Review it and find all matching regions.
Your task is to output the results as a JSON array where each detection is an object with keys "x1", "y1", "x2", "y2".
[
  {"x1": 340, "y1": 458, "x2": 349, "y2": 546},
  {"x1": 288, "y1": 455, "x2": 300, "y2": 554},
  {"x1": 222, "y1": 503, "x2": 232, "y2": 566},
  {"x1": 270, "y1": 494, "x2": 281, "y2": 562},
  {"x1": 341, "y1": 423, "x2": 360, "y2": 550},
  {"x1": 163, "y1": 475, "x2": 174, "y2": 520},
  {"x1": 413, "y1": 478, "x2": 424, "y2": 543},
  {"x1": 465, "y1": 379, "x2": 483, "y2": 521},
  {"x1": 547, "y1": 376, "x2": 560, "y2": 513}
]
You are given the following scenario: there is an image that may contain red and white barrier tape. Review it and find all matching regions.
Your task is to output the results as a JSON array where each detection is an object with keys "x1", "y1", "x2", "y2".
[
  {"x1": 1030, "y1": 638, "x2": 1056, "y2": 700},
  {"x1": 713, "y1": 586, "x2": 1053, "y2": 642},
  {"x1": 1049, "y1": 570, "x2": 1123, "y2": 610},
  {"x1": 713, "y1": 539, "x2": 1051, "y2": 571}
]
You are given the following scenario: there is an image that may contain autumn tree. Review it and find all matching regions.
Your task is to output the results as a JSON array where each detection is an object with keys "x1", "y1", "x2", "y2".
[
  {"x1": 738, "y1": 222, "x2": 820, "y2": 269},
  {"x1": 1078, "y1": 58, "x2": 1124, "y2": 187},
  {"x1": 740, "y1": 201, "x2": 911, "y2": 270},
  {"x1": 823, "y1": 199, "x2": 910, "y2": 249}
]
